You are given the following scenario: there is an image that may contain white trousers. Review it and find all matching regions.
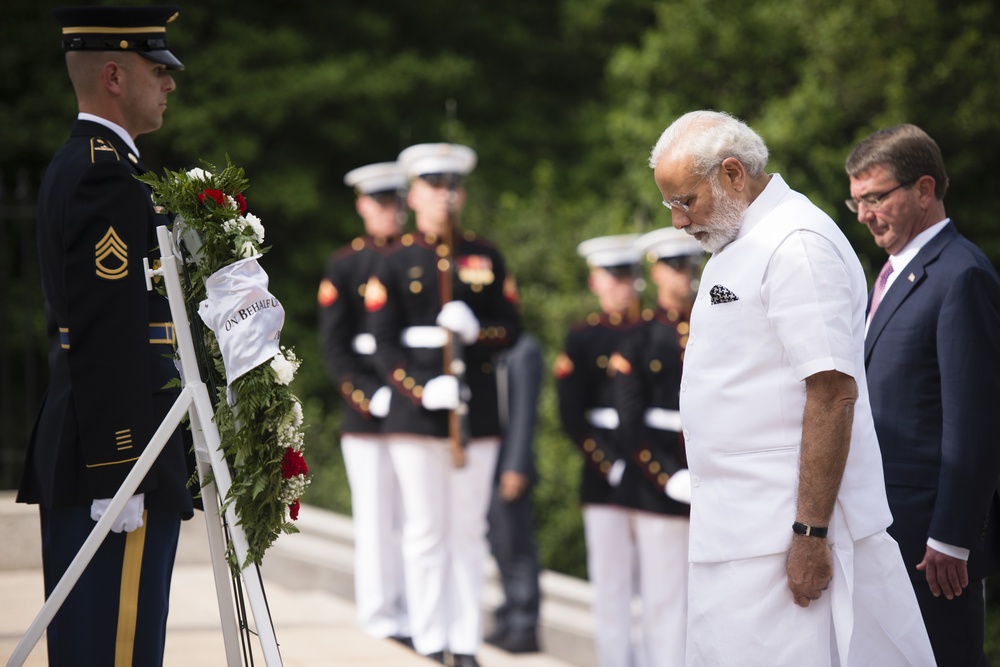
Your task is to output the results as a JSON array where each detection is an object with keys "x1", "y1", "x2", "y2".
[
  {"x1": 686, "y1": 523, "x2": 934, "y2": 666},
  {"x1": 341, "y1": 434, "x2": 408, "y2": 638},
  {"x1": 583, "y1": 504, "x2": 690, "y2": 667},
  {"x1": 388, "y1": 435, "x2": 500, "y2": 656}
]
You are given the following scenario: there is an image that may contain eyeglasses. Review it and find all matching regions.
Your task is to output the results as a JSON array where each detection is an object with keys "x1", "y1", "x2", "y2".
[
  {"x1": 661, "y1": 164, "x2": 719, "y2": 213},
  {"x1": 420, "y1": 173, "x2": 464, "y2": 189},
  {"x1": 844, "y1": 179, "x2": 915, "y2": 214}
]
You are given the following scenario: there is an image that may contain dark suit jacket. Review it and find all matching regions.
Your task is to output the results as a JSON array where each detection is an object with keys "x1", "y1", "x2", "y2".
[
  {"x1": 865, "y1": 221, "x2": 1000, "y2": 581},
  {"x1": 18, "y1": 120, "x2": 195, "y2": 516},
  {"x1": 495, "y1": 333, "x2": 542, "y2": 484}
]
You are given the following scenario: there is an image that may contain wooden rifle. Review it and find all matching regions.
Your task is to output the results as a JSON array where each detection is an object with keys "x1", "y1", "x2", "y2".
[{"x1": 440, "y1": 175, "x2": 470, "y2": 467}]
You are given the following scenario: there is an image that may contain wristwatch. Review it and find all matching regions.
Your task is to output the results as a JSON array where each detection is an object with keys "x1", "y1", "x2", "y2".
[{"x1": 792, "y1": 521, "x2": 828, "y2": 538}]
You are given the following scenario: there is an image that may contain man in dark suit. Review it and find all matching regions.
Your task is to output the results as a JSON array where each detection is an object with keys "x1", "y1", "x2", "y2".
[
  {"x1": 485, "y1": 333, "x2": 543, "y2": 654},
  {"x1": 846, "y1": 123, "x2": 1000, "y2": 666},
  {"x1": 16, "y1": 7, "x2": 195, "y2": 666}
]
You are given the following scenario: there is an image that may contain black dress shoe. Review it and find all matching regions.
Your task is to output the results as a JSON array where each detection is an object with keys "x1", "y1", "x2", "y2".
[
  {"x1": 389, "y1": 635, "x2": 414, "y2": 650},
  {"x1": 422, "y1": 651, "x2": 446, "y2": 664},
  {"x1": 451, "y1": 654, "x2": 480, "y2": 667},
  {"x1": 483, "y1": 627, "x2": 507, "y2": 646},
  {"x1": 497, "y1": 631, "x2": 540, "y2": 653}
]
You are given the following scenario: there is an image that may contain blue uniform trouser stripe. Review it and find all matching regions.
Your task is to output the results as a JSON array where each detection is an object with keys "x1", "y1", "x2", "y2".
[{"x1": 40, "y1": 505, "x2": 182, "y2": 667}]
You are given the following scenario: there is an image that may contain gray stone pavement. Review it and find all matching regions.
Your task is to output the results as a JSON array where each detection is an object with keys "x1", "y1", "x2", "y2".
[{"x1": 0, "y1": 492, "x2": 590, "y2": 667}]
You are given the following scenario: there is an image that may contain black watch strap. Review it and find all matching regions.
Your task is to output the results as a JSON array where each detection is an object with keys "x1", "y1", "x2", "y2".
[{"x1": 792, "y1": 521, "x2": 828, "y2": 538}]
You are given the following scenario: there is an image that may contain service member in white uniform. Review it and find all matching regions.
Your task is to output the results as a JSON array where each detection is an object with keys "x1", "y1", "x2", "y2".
[
  {"x1": 367, "y1": 143, "x2": 521, "y2": 667},
  {"x1": 648, "y1": 110, "x2": 935, "y2": 666},
  {"x1": 318, "y1": 162, "x2": 409, "y2": 643}
]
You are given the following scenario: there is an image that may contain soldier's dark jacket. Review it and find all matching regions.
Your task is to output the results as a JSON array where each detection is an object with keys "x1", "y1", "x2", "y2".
[
  {"x1": 611, "y1": 307, "x2": 691, "y2": 517},
  {"x1": 555, "y1": 310, "x2": 639, "y2": 507},
  {"x1": 18, "y1": 120, "x2": 194, "y2": 516},
  {"x1": 367, "y1": 229, "x2": 520, "y2": 438},
  {"x1": 318, "y1": 233, "x2": 395, "y2": 434}
]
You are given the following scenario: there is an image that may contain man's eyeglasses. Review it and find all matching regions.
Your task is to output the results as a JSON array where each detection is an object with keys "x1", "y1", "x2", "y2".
[
  {"x1": 661, "y1": 164, "x2": 719, "y2": 213},
  {"x1": 844, "y1": 179, "x2": 915, "y2": 214},
  {"x1": 420, "y1": 173, "x2": 464, "y2": 189}
]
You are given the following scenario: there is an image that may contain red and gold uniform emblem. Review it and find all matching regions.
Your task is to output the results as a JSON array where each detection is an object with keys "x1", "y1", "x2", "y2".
[
  {"x1": 364, "y1": 276, "x2": 387, "y2": 312},
  {"x1": 317, "y1": 278, "x2": 338, "y2": 307}
]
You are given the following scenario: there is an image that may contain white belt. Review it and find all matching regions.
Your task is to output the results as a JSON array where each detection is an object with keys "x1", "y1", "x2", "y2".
[
  {"x1": 352, "y1": 333, "x2": 376, "y2": 355},
  {"x1": 401, "y1": 326, "x2": 449, "y2": 349},
  {"x1": 585, "y1": 407, "x2": 620, "y2": 430},
  {"x1": 644, "y1": 407, "x2": 682, "y2": 432}
]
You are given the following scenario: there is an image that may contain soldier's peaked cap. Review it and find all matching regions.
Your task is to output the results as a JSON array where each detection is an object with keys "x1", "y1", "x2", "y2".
[
  {"x1": 398, "y1": 143, "x2": 477, "y2": 179},
  {"x1": 344, "y1": 162, "x2": 407, "y2": 196},
  {"x1": 577, "y1": 234, "x2": 640, "y2": 270},
  {"x1": 54, "y1": 5, "x2": 184, "y2": 70},
  {"x1": 636, "y1": 227, "x2": 703, "y2": 262}
]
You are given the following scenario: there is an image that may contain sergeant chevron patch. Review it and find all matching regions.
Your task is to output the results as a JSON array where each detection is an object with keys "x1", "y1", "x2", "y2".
[{"x1": 95, "y1": 226, "x2": 128, "y2": 280}]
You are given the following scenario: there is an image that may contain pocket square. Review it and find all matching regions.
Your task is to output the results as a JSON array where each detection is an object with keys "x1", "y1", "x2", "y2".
[{"x1": 710, "y1": 284, "x2": 739, "y2": 305}]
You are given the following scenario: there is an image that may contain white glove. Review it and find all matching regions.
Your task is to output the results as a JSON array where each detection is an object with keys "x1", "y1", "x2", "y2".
[
  {"x1": 665, "y1": 469, "x2": 692, "y2": 505},
  {"x1": 436, "y1": 300, "x2": 480, "y2": 345},
  {"x1": 369, "y1": 386, "x2": 392, "y2": 418},
  {"x1": 421, "y1": 375, "x2": 461, "y2": 411},
  {"x1": 607, "y1": 459, "x2": 626, "y2": 487},
  {"x1": 91, "y1": 493, "x2": 145, "y2": 533}
]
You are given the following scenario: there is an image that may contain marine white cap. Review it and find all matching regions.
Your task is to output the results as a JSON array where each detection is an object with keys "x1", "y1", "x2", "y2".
[
  {"x1": 343, "y1": 162, "x2": 407, "y2": 196},
  {"x1": 397, "y1": 143, "x2": 477, "y2": 179},
  {"x1": 577, "y1": 234, "x2": 641, "y2": 269},
  {"x1": 636, "y1": 227, "x2": 703, "y2": 262}
]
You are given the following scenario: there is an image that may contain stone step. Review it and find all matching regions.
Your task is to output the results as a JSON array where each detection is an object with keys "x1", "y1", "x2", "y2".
[{"x1": 1, "y1": 493, "x2": 598, "y2": 667}]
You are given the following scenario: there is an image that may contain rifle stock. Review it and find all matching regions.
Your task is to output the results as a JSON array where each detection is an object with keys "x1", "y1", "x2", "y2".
[{"x1": 441, "y1": 183, "x2": 468, "y2": 467}]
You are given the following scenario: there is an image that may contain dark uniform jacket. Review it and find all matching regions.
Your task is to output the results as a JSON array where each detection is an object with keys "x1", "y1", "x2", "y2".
[
  {"x1": 367, "y1": 229, "x2": 520, "y2": 438},
  {"x1": 318, "y1": 234, "x2": 396, "y2": 435},
  {"x1": 613, "y1": 307, "x2": 691, "y2": 517},
  {"x1": 555, "y1": 311, "x2": 639, "y2": 507},
  {"x1": 18, "y1": 119, "x2": 194, "y2": 516}
]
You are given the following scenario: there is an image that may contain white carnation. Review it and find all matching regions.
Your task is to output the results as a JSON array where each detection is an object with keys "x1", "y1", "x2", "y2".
[
  {"x1": 244, "y1": 213, "x2": 265, "y2": 243},
  {"x1": 222, "y1": 218, "x2": 241, "y2": 234},
  {"x1": 186, "y1": 167, "x2": 212, "y2": 181},
  {"x1": 238, "y1": 240, "x2": 256, "y2": 258},
  {"x1": 270, "y1": 352, "x2": 296, "y2": 385}
]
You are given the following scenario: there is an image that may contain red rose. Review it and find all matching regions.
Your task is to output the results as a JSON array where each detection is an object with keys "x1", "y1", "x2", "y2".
[
  {"x1": 281, "y1": 448, "x2": 308, "y2": 479},
  {"x1": 198, "y1": 189, "x2": 226, "y2": 208},
  {"x1": 289, "y1": 499, "x2": 300, "y2": 521},
  {"x1": 234, "y1": 193, "x2": 247, "y2": 213}
]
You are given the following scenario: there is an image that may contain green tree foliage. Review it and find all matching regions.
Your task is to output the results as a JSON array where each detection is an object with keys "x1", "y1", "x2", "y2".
[{"x1": 3, "y1": 0, "x2": 1000, "y2": 626}]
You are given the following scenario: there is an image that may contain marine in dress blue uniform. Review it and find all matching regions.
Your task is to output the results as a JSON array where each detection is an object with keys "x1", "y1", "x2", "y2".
[
  {"x1": 607, "y1": 227, "x2": 701, "y2": 667},
  {"x1": 16, "y1": 7, "x2": 194, "y2": 667},
  {"x1": 367, "y1": 143, "x2": 520, "y2": 667},
  {"x1": 555, "y1": 235, "x2": 647, "y2": 667},
  {"x1": 318, "y1": 162, "x2": 410, "y2": 643}
]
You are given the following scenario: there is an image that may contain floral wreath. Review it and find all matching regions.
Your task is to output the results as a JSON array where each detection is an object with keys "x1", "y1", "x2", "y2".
[{"x1": 139, "y1": 159, "x2": 309, "y2": 571}]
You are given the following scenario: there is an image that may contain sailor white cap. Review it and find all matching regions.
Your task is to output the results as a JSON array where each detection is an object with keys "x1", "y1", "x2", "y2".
[
  {"x1": 636, "y1": 227, "x2": 703, "y2": 262},
  {"x1": 397, "y1": 143, "x2": 477, "y2": 180},
  {"x1": 343, "y1": 162, "x2": 407, "y2": 196},
  {"x1": 577, "y1": 234, "x2": 641, "y2": 270}
]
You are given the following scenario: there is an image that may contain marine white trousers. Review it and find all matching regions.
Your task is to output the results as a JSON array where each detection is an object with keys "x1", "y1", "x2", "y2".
[
  {"x1": 583, "y1": 504, "x2": 690, "y2": 667},
  {"x1": 341, "y1": 434, "x2": 408, "y2": 639},
  {"x1": 388, "y1": 435, "x2": 500, "y2": 656}
]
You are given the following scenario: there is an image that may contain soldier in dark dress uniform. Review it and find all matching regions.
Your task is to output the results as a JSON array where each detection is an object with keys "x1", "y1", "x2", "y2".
[
  {"x1": 366, "y1": 143, "x2": 521, "y2": 667},
  {"x1": 555, "y1": 234, "x2": 643, "y2": 667},
  {"x1": 318, "y1": 162, "x2": 410, "y2": 643},
  {"x1": 16, "y1": 7, "x2": 195, "y2": 666},
  {"x1": 607, "y1": 226, "x2": 703, "y2": 667}
]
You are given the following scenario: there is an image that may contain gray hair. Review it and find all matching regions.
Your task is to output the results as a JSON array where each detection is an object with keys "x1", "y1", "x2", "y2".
[
  {"x1": 648, "y1": 110, "x2": 769, "y2": 179},
  {"x1": 845, "y1": 124, "x2": 949, "y2": 200}
]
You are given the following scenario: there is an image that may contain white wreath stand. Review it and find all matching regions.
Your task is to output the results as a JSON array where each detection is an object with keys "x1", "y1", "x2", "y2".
[{"x1": 7, "y1": 225, "x2": 282, "y2": 667}]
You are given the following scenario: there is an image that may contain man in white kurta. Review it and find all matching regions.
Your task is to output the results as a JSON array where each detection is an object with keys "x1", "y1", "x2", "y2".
[{"x1": 648, "y1": 110, "x2": 934, "y2": 667}]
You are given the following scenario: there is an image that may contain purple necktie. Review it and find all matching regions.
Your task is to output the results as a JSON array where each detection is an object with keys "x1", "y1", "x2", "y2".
[{"x1": 869, "y1": 259, "x2": 894, "y2": 320}]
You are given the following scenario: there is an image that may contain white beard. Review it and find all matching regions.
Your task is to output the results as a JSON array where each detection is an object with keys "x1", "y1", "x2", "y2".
[{"x1": 686, "y1": 178, "x2": 748, "y2": 254}]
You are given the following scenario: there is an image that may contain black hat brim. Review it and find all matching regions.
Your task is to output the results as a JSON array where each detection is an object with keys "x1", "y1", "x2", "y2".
[{"x1": 139, "y1": 49, "x2": 184, "y2": 70}]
